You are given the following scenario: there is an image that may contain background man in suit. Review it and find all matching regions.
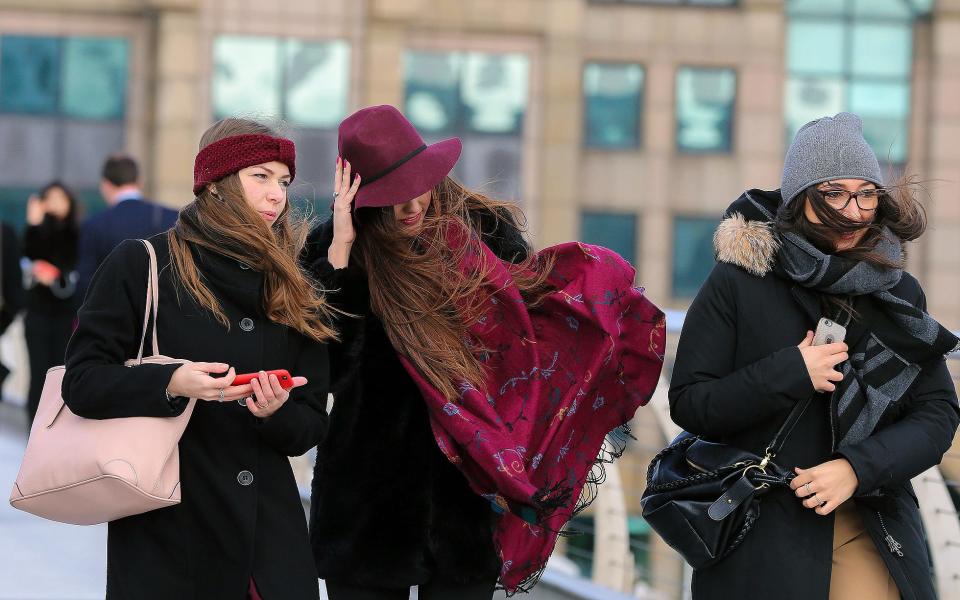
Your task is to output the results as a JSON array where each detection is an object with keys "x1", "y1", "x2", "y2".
[{"x1": 76, "y1": 154, "x2": 179, "y2": 302}]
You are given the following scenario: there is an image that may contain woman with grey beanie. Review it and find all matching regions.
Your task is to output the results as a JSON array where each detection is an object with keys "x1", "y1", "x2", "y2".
[{"x1": 668, "y1": 112, "x2": 959, "y2": 600}]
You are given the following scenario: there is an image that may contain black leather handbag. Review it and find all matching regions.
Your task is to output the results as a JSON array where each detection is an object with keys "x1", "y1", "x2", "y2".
[{"x1": 640, "y1": 397, "x2": 812, "y2": 569}]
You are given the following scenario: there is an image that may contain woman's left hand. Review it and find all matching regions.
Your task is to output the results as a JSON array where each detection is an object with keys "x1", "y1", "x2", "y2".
[
  {"x1": 244, "y1": 371, "x2": 309, "y2": 419},
  {"x1": 789, "y1": 459, "x2": 859, "y2": 515}
]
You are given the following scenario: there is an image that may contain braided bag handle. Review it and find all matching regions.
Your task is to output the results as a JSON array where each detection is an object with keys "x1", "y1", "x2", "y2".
[{"x1": 644, "y1": 435, "x2": 746, "y2": 494}]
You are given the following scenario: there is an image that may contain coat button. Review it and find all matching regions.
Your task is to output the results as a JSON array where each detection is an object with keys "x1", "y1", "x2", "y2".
[
  {"x1": 239, "y1": 318, "x2": 254, "y2": 332},
  {"x1": 237, "y1": 470, "x2": 254, "y2": 486}
]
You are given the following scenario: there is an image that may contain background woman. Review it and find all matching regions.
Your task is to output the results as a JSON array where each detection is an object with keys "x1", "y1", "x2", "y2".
[
  {"x1": 63, "y1": 118, "x2": 336, "y2": 599},
  {"x1": 669, "y1": 112, "x2": 959, "y2": 600},
  {"x1": 23, "y1": 181, "x2": 80, "y2": 425}
]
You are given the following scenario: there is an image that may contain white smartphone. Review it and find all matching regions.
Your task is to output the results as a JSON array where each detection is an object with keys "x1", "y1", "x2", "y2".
[{"x1": 813, "y1": 317, "x2": 846, "y2": 346}]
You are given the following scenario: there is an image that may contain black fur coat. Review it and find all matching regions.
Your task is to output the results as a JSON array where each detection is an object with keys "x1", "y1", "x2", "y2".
[{"x1": 304, "y1": 210, "x2": 529, "y2": 588}]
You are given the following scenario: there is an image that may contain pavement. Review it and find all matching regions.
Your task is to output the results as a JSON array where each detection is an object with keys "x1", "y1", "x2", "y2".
[{"x1": 0, "y1": 402, "x2": 106, "y2": 600}]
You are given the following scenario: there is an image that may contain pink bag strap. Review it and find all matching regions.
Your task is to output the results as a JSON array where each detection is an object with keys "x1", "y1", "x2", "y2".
[{"x1": 135, "y1": 240, "x2": 161, "y2": 362}]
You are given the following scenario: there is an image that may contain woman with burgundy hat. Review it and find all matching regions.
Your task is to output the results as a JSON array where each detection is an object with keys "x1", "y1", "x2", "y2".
[
  {"x1": 63, "y1": 118, "x2": 337, "y2": 599},
  {"x1": 304, "y1": 105, "x2": 665, "y2": 599}
]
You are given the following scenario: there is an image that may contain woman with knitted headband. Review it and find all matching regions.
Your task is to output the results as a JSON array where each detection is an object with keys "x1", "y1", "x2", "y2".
[
  {"x1": 63, "y1": 118, "x2": 337, "y2": 599},
  {"x1": 669, "y1": 112, "x2": 959, "y2": 599},
  {"x1": 303, "y1": 105, "x2": 665, "y2": 599}
]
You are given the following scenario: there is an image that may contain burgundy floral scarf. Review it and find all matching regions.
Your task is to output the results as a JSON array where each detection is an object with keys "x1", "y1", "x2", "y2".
[{"x1": 398, "y1": 231, "x2": 665, "y2": 593}]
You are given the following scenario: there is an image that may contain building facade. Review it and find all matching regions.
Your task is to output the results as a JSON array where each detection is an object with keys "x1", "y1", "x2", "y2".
[
  {"x1": 0, "y1": 0, "x2": 956, "y2": 321},
  {"x1": 1, "y1": 0, "x2": 958, "y2": 595}
]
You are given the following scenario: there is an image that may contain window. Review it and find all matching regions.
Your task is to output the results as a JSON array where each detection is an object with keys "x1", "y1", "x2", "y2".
[
  {"x1": 672, "y1": 216, "x2": 718, "y2": 298},
  {"x1": 0, "y1": 35, "x2": 129, "y2": 226},
  {"x1": 404, "y1": 50, "x2": 530, "y2": 202},
  {"x1": 212, "y1": 35, "x2": 351, "y2": 216},
  {"x1": 675, "y1": 67, "x2": 736, "y2": 152},
  {"x1": 785, "y1": 0, "x2": 923, "y2": 165},
  {"x1": 581, "y1": 211, "x2": 637, "y2": 266},
  {"x1": 583, "y1": 62, "x2": 644, "y2": 149}
]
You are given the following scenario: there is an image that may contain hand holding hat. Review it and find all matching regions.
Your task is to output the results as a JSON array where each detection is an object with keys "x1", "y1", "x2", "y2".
[
  {"x1": 327, "y1": 104, "x2": 462, "y2": 268},
  {"x1": 329, "y1": 157, "x2": 360, "y2": 269},
  {"x1": 336, "y1": 105, "x2": 461, "y2": 209}
]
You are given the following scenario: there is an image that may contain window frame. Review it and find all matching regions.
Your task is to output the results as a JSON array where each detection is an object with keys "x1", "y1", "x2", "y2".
[
  {"x1": 209, "y1": 33, "x2": 353, "y2": 218},
  {"x1": 784, "y1": 3, "x2": 916, "y2": 165},
  {"x1": 403, "y1": 33, "x2": 541, "y2": 232},
  {"x1": 211, "y1": 35, "x2": 351, "y2": 129},
  {"x1": 0, "y1": 13, "x2": 143, "y2": 228},
  {"x1": 671, "y1": 213, "x2": 720, "y2": 299},
  {"x1": 403, "y1": 49, "x2": 531, "y2": 138},
  {"x1": 582, "y1": 60, "x2": 646, "y2": 151},
  {"x1": 674, "y1": 65, "x2": 738, "y2": 154}
]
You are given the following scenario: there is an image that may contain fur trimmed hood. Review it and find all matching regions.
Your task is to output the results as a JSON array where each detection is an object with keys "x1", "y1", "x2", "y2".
[{"x1": 714, "y1": 189, "x2": 782, "y2": 277}]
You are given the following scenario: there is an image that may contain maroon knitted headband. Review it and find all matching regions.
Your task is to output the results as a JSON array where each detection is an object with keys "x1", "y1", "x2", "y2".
[{"x1": 193, "y1": 134, "x2": 296, "y2": 195}]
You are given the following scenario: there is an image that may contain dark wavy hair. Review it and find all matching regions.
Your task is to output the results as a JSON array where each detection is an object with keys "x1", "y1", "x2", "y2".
[
  {"x1": 775, "y1": 175, "x2": 928, "y2": 317},
  {"x1": 350, "y1": 177, "x2": 554, "y2": 400}
]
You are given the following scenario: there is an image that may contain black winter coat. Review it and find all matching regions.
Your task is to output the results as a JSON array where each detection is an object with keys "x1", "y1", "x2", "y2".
[
  {"x1": 23, "y1": 214, "x2": 79, "y2": 314},
  {"x1": 669, "y1": 190, "x2": 959, "y2": 600},
  {"x1": 304, "y1": 211, "x2": 529, "y2": 588},
  {"x1": 63, "y1": 233, "x2": 329, "y2": 600}
]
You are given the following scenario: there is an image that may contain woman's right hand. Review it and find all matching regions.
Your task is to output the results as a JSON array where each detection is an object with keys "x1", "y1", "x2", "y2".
[
  {"x1": 797, "y1": 331, "x2": 849, "y2": 393},
  {"x1": 166, "y1": 362, "x2": 254, "y2": 402},
  {"x1": 328, "y1": 156, "x2": 361, "y2": 269}
]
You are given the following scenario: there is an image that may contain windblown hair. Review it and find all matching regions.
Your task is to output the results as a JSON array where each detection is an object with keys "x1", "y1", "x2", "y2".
[
  {"x1": 352, "y1": 177, "x2": 554, "y2": 400},
  {"x1": 775, "y1": 174, "x2": 928, "y2": 317},
  {"x1": 167, "y1": 117, "x2": 338, "y2": 343}
]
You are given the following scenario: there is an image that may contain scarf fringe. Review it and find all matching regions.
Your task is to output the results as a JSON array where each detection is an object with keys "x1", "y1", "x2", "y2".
[
  {"x1": 572, "y1": 423, "x2": 634, "y2": 519},
  {"x1": 494, "y1": 424, "x2": 636, "y2": 595},
  {"x1": 495, "y1": 558, "x2": 549, "y2": 597},
  {"x1": 533, "y1": 482, "x2": 574, "y2": 519}
]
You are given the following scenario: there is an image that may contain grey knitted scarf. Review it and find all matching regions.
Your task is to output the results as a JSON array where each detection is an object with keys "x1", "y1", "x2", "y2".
[{"x1": 778, "y1": 229, "x2": 960, "y2": 448}]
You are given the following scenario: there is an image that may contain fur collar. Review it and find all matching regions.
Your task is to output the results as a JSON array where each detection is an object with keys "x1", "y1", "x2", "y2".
[{"x1": 713, "y1": 189, "x2": 782, "y2": 277}]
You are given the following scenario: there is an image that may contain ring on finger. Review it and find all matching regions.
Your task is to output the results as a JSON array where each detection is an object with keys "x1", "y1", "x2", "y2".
[
  {"x1": 218, "y1": 388, "x2": 225, "y2": 402},
  {"x1": 803, "y1": 482, "x2": 812, "y2": 496},
  {"x1": 256, "y1": 398, "x2": 268, "y2": 409}
]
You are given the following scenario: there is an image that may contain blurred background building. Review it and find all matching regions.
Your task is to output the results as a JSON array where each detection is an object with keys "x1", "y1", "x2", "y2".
[
  {"x1": 0, "y1": 0, "x2": 957, "y2": 322},
  {"x1": 0, "y1": 1, "x2": 958, "y2": 599}
]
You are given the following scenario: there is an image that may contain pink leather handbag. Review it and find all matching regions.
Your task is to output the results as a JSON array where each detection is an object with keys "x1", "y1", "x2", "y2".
[{"x1": 9, "y1": 240, "x2": 196, "y2": 525}]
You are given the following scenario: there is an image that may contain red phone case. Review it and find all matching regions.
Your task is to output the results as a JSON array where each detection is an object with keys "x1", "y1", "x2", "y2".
[{"x1": 233, "y1": 369, "x2": 294, "y2": 389}]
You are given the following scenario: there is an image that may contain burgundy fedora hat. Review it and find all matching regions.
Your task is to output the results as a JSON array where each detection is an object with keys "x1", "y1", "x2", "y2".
[{"x1": 338, "y1": 104, "x2": 462, "y2": 209}]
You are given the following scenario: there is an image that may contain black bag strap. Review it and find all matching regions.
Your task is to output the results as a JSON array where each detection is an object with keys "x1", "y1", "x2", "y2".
[{"x1": 763, "y1": 395, "x2": 814, "y2": 461}]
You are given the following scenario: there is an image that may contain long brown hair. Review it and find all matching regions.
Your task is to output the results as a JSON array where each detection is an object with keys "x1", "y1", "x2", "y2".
[
  {"x1": 352, "y1": 177, "x2": 553, "y2": 400},
  {"x1": 775, "y1": 175, "x2": 928, "y2": 317},
  {"x1": 167, "y1": 118, "x2": 338, "y2": 342}
]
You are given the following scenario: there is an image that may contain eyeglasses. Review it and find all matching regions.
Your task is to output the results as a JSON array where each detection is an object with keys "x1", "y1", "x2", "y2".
[{"x1": 816, "y1": 187, "x2": 884, "y2": 212}]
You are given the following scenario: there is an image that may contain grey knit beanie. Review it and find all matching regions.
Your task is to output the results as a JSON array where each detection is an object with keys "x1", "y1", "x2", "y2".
[{"x1": 780, "y1": 112, "x2": 883, "y2": 206}]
